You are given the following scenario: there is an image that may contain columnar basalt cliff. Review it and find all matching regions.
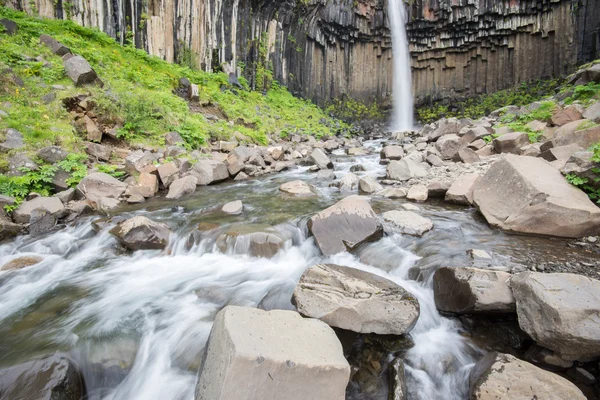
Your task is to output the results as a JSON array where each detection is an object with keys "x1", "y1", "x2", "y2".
[{"x1": 6, "y1": 0, "x2": 600, "y2": 107}]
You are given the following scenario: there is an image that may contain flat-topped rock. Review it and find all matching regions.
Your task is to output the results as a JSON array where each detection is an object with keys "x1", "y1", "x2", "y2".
[
  {"x1": 195, "y1": 306, "x2": 349, "y2": 400},
  {"x1": 13, "y1": 196, "x2": 65, "y2": 224},
  {"x1": 292, "y1": 264, "x2": 419, "y2": 335},
  {"x1": 279, "y1": 180, "x2": 317, "y2": 197},
  {"x1": 381, "y1": 210, "x2": 433, "y2": 236},
  {"x1": 77, "y1": 172, "x2": 127, "y2": 201}
]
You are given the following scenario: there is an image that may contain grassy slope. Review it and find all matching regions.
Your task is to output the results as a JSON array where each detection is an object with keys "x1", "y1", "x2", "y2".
[{"x1": 0, "y1": 7, "x2": 346, "y2": 156}]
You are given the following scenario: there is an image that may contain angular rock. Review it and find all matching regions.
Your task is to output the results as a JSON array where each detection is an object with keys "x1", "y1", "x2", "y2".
[
  {"x1": 157, "y1": 162, "x2": 179, "y2": 187},
  {"x1": 13, "y1": 196, "x2": 65, "y2": 224},
  {"x1": 458, "y1": 147, "x2": 480, "y2": 164},
  {"x1": 0, "y1": 354, "x2": 84, "y2": 400},
  {"x1": 425, "y1": 154, "x2": 444, "y2": 167},
  {"x1": 0, "y1": 128, "x2": 24, "y2": 152},
  {"x1": 308, "y1": 196, "x2": 383, "y2": 256},
  {"x1": 137, "y1": 172, "x2": 158, "y2": 198},
  {"x1": 380, "y1": 145, "x2": 404, "y2": 160},
  {"x1": 64, "y1": 55, "x2": 98, "y2": 85},
  {"x1": 165, "y1": 131, "x2": 184, "y2": 146},
  {"x1": 583, "y1": 102, "x2": 600, "y2": 123},
  {"x1": 435, "y1": 134, "x2": 462, "y2": 160},
  {"x1": 539, "y1": 144, "x2": 581, "y2": 162},
  {"x1": 166, "y1": 175, "x2": 197, "y2": 199},
  {"x1": 40, "y1": 34, "x2": 70, "y2": 56},
  {"x1": 473, "y1": 155, "x2": 600, "y2": 237},
  {"x1": 28, "y1": 209, "x2": 56, "y2": 236},
  {"x1": 381, "y1": 210, "x2": 433, "y2": 236},
  {"x1": 553, "y1": 124, "x2": 600, "y2": 149},
  {"x1": 337, "y1": 173, "x2": 359, "y2": 192},
  {"x1": 127, "y1": 194, "x2": 145, "y2": 204},
  {"x1": 406, "y1": 185, "x2": 428, "y2": 202},
  {"x1": 0, "y1": 18, "x2": 18, "y2": 35},
  {"x1": 378, "y1": 187, "x2": 408, "y2": 199},
  {"x1": 433, "y1": 267, "x2": 514, "y2": 314},
  {"x1": 492, "y1": 131, "x2": 529, "y2": 154},
  {"x1": 125, "y1": 150, "x2": 155, "y2": 174},
  {"x1": 426, "y1": 180, "x2": 451, "y2": 198},
  {"x1": 216, "y1": 224, "x2": 287, "y2": 258},
  {"x1": 8, "y1": 154, "x2": 36, "y2": 176},
  {"x1": 37, "y1": 146, "x2": 67, "y2": 163},
  {"x1": 469, "y1": 352, "x2": 585, "y2": 399},
  {"x1": 309, "y1": 148, "x2": 333, "y2": 170},
  {"x1": 225, "y1": 146, "x2": 258, "y2": 176},
  {"x1": 83, "y1": 142, "x2": 112, "y2": 161},
  {"x1": 195, "y1": 306, "x2": 349, "y2": 400},
  {"x1": 510, "y1": 272, "x2": 600, "y2": 361},
  {"x1": 386, "y1": 160, "x2": 429, "y2": 181},
  {"x1": 110, "y1": 216, "x2": 171, "y2": 251},
  {"x1": 77, "y1": 172, "x2": 127, "y2": 201},
  {"x1": 279, "y1": 180, "x2": 317, "y2": 197},
  {"x1": 292, "y1": 264, "x2": 419, "y2": 334},
  {"x1": 358, "y1": 176, "x2": 383, "y2": 194},
  {"x1": 445, "y1": 174, "x2": 480, "y2": 206},
  {"x1": 551, "y1": 106, "x2": 582, "y2": 126},
  {"x1": 190, "y1": 159, "x2": 229, "y2": 185},
  {"x1": 347, "y1": 147, "x2": 368, "y2": 156},
  {"x1": 96, "y1": 196, "x2": 121, "y2": 212}
]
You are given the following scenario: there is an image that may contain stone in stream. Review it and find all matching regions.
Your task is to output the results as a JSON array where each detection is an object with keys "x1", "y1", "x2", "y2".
[
  {"x1": 166, "y1": 175, "x2": 197, "y2": 199},
  {"x1": 1, "y1": 255, "x2": 43, "y2": 271},
  {"x1": 279, "y1": 180, "x2": 317, "y2": 197},
  {"x1": 189, "y1": 160, "x2": 229, "y2": 185},
  {"x1": 77, "y1": 172, "x2": 127, "y2": 201},
  {"x1": 381, "y1": 210, "x2": 433, "y2": 236},
  {"x1": 510, "y1": 272, "x2": 600, "y2": 361},
  {"x1": 12, "y1": 196, "x2": 65, "y2": 224},
  {"x1": 195, "y1": 306, "x2": 349, "y2": 400},
  {"x1": 309, "y1": 148, "x2": 333, "y2": 169},
  {"x1": 308, "y1": 196, "x2": 383, "y2": 256},
  {"x1": 358, "y1": 176, "x2": 382, "y2": 194},
  {"x1": 378, "y1": 187, "x2": 407, "y2": 199},
  {"x1": 216, "y1": 224, "x2": 287, "y2": 258},
  {"x1": 433, "y1": 267, "x2": 515, "y2": 314},
  {"x1": 468, "y1": 352, "x2": 585, "y2": 400},
  {"x1": 406, "y1": 185, "x2": 428, "y2": 202},
  {"x1": 219, "y1": 200, "x2": 243, "y2": 215},
  {"x1": 0, "y1": 354, "x2": 85, "y2": 400},
  {"x1": 28, "y1": 209, "x2": 56, "y2": 236},
  {"x1": 386, "y1": 160, "x2": 429, "y2": 181},
  {"x1": 292, "y1": 264, "x2": 419, "y2": 335},
  {"x1": 336, "y1": 173, "x2": 359, "y2": 192},
  {"x1": 445, "y1": 174, "x2": 480, "y2": 206},
  {"x1": 473, "y1": 154, "x2": 600, "y2": 238},
  {"x1": 110, "y1": 216, "x2": 171, "y2": 251}
]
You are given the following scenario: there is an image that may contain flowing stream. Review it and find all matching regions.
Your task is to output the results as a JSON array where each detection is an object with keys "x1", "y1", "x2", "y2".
[
  {"x1": 0, "y1": 138, "x2": 597, "y2": 399},
  {"x1": 388, "y1": 0, "x2": 414, "y2": 132}
]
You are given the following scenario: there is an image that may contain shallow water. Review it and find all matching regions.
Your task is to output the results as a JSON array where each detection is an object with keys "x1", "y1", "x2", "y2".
[{"x1": 1, "y1": 139, "x2": 598, "y2": 400}]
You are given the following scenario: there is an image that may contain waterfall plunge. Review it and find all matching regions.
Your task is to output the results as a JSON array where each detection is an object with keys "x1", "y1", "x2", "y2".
[{"x1": 388, "y1": 0, "x2": 414, "y2": 132}]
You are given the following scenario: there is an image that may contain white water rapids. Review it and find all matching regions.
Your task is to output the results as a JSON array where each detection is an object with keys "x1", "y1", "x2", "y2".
[
  {"x1": 388, "y1": 0, "x2": 414, "y2": 132},
  {"x1": 0, "y1": 140, "x2": 492, "y2": 400}
]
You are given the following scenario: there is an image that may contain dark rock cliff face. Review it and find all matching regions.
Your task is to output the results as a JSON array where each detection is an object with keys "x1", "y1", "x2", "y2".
[{"x1": 6, "y1": 0, "x2": 599, "y2": 107}]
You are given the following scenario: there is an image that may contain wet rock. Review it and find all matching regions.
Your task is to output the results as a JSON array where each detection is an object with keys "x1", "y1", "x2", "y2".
[
  {"x1": 195, "y1": 306, "x2": 349, "y2": 400},
  {"x1": 433, "y1": 267, "x2": 514, "y2": 314},
  {"x1": 77, "y1": 172, "x2": 127, "y2": 201},
  {"x1": 510, "y1": 272, "x2": 600, "y2": 361},
  {"x1": 96, "y1": 196, "x2": 121, "y2": 212},
  {"x1": 492, "y1": 131, "x2": 529, "y2": 154},
  {"x1": 64, "y1": 55, "x2": 99, "y2": 85},
  {"x1": 28, "y1": 209, "x2": 56, "y2": 236},
  {"x1": 0, "y1": 215, "x2": 22, "y2": 240},
  {"x1": 1, "y1": 255, "x2": 43, "y2": 271},
  {"x1": 166, "y1": 175, "x2": 197, "y2": 199},
  {"x1": 525, "y1": 345, "x2": 574, "y2": 371},
  {"x1": 473, "y1": 155, "x2": 600, "y2": 237},
  {"x1": 309, "y1": 148, "x2": 333, "y2": 169},
  {"x1": 0, "y1": 128, "x2": 24, "y2": 152},
  {"x1": 110, "y1": 216, "x2": 171, "y2": 251},
  {"x1": 279, "y1": 180, "x2": 317, "y2": 197},
  {"x1": 337, "y1": 173, "x2": 359, "y2": 192},
  {"x1": 386, "y1": 160, "x2": 429, "y2": 181},
  {"x1": 380, "y1": 145, "x2": 404, "y2": 160},
  {"x1": 400, "y1": 203, "x2": 420, "y2": 211},
  {"x1": 0, "y1": 354, "x2": 84, "y2": 400},
  {"x1": 316, "y1": 169, "x2": 336, "y2": 180},
  {"x1": 84, "y1": 142, "x2": 112, "y2": 161},
  {"x1": 37, "y1": 146, "x2": 67, "y2": 163},
  {"x1": 378, "y1": 187, "x2": 407, "y2": 199},
  {"x1": 292, "y1": 264, "x2": 419, "y2": 335},
  {"x1": 358, "y1": 176, "x2": 383, "y2": 194},
  {"x1": 233, "y1": 171, "x2": 249, "y2": 181},
  {"x1": 157, "y1": 161, "x2": 179, "y2": 188},
  {"x1": 216, "y1": 224, "x2": 287, "y2": 258},
  {"x1": 220, "y1": 200, "x2": 243, "y2": 215},
  {"x1": 406, "y1": 185, "x2": 428, "y2": 202},
  {"x1": 308, "y1": 196, "x2": 383, "y2": 256},
  {"x1": 13, "y1": 196, "x2": 65, "y2": 224},
  {"x1": 381, "y1": 210, "x2": 433, "y2": 236},
  {"x1": 468, "y1": 352, "x2": 585, "y2": 399},
  {"x1": 127, "y1": 194, "x2": 145, "y2": 204},
  {"x1": 445, "y1": 174, "x2": 480, "y2": 206},
  {"x1": 426, "y1": 180, "x2": 451, "y2": 198},
  {"x1": 347, "y1": 147, "x2": 368, "y2": 156},
  {"x1": 190, "y1": 160, "x2": 229, "y2": 185},
  {"x1": 350, "y1": 164, "x2": 366, "y2": 172}
]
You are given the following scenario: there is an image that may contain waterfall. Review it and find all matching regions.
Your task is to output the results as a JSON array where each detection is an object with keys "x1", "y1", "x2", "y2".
[{"x1": 388, "y1": 0, "x2": 414, "y2": 132}]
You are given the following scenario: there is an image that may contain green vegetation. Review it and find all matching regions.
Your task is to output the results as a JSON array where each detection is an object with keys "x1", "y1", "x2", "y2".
[
  {"x1": 562, "y1": 82, "x2": 600, "y2": 106},
  {"x1": 0, "y1": 7, "x2": 347, "y2": 202},
  {"x1": 417, "y1": 79, "x2": 561, "y2": 123},
  {"x1": 325, "y1": 98, "x2": 385, "y2": 123}
]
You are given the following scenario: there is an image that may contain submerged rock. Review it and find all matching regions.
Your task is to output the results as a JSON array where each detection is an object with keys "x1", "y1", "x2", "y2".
[
  {"x1": 510, "y1": 272, "x2": 600, "y2": 361},
  {"x1": 1, "y1": 255, "x2": 43, "y2": 271},
  {"x1": 473, "y1": 154, "x2": 600, "y2": 238},
  {"x1": 216, "y1": 224, "x2": 287, "y2": 258},
  {"x1": 110, "y1": 216, "x2": 171, "y2": 251},
  {"x1": 195, "y1": 306, "x2": 349, "y2": 400},
  {"x1": 292, "y1": 264, "x2": 419, "y2": 335},
  {"x1": 469, "y1": 352, "x2": 585, "y2": 399},
  {"x1": 308, "y1": 196, "x2": 383, "y2": 256}
]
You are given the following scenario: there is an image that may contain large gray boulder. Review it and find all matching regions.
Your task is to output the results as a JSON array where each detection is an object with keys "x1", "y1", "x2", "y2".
[
  {"x1": 309, "y1": 148, "x2": 333, "y2": 169},
  {"x1": 435, "y1": 134, "x2": 462, "y2": 160},
  {"x1": 380, "y1": 145, "x2": 404, "y2": 160},
  {"x1": 433, "y1": 267, "x2": 514, "y2": 314},
  {"x1": 358, "y1": 176, "x2": 383, "y2": 194},
  {"x1": 195, "y1": 306, "x2": 349, "y2": 400},
  {"x1": 37, "y1": 146, "x2": 68, "y2": 163},
  {"x1": 292, "y1": 264, "x2": 419, "y2": 335},
  {"x1": 381, "y1": 210, "x2": 433, "y2": 236},
  {"x1": 190, "y1": 160, "x2": 229, "y2": 185},
  {"x1": 308, "y1": 196, "x2": 383, "y2": 256},
  {"x1": 386, "y1": 160, "x2": 429, "y2": 181},
  {"x1": 216, "y1": 224, "x2": 287, "y2": 258},
  {"x1": 77, "y1": 172, "x2": 127, "y2": 201},
  {"x1": 13, "y1": 196, "x2": 65, "y2": 224},
  {"x1": 0, "y1": 128, "x2": 24, "y2": 152},
  {"x1": 63, "y1": 55, "x2": 98, "y2": 85},
  {"x1": 552, "y1": 124, "x2": 600, "y2": 149},
  {"x1": 469, "y1": 352, "x2": 585, "y2": 400},
  {"x1": 445, "y1": 174, "x2": 480, "y2": 206},
  {"x1": 0, "y1": 354, "x2": 84, "y2": 400},
  {"x1": 166, "y1": 176, "x2": 197, "y2": 199},
  {"x1": 473, "y1": 155, "x2": 600, "y2": 238},
  {"x1": 510, "y1": 272, "x2": 600, "y2": 361},
  {"x1": 110, "y1": 216, "x2": 171, "y2": 251},
  {"x1": 492, "y1": 131, "x2": 529, "y2": 154}
]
